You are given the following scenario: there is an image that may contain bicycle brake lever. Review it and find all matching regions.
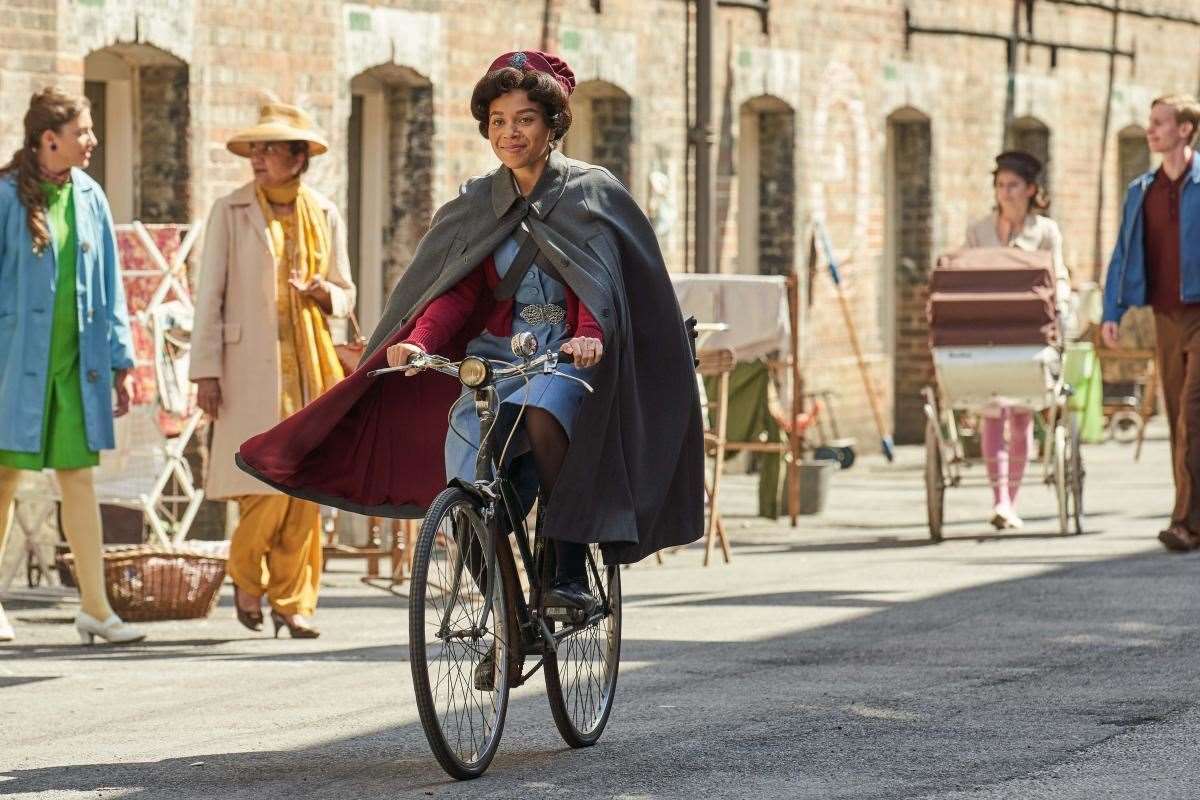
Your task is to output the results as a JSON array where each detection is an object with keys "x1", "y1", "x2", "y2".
[{"x1": 367, "y1": 365, "x2": 409, "y2": 378}]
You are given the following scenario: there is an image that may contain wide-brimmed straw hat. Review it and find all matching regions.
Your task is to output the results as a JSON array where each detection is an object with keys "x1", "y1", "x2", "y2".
[{"x1": 226, "y1": 99, "x2": 329, "y2": 157}]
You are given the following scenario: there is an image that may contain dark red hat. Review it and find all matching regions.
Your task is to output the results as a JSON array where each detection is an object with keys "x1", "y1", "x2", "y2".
[{"x1": 487, "y1": 50, "x2": 576, "y2": 98}]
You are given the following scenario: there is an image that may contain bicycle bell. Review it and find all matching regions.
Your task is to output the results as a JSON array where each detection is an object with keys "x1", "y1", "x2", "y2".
[{"x1": 510, "y1": 331, "x2": 538, "y2": 359}]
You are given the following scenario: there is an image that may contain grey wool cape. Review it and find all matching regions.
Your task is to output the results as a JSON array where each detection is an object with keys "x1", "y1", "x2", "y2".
[{"x1": 237, "y1": 150, "x2": 705, "y2": 564}]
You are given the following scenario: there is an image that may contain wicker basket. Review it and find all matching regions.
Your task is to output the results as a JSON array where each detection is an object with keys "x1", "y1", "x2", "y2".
[{"x1": 61, "y1": 545, "x2": 228, "y2": 622}]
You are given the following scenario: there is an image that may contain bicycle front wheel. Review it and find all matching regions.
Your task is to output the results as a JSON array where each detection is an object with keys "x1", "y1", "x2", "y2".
[
  {"x1": 544, "y1": 542, "x2": 622, "y2": 747},
  {"x1": 410, "y1": 487, "x2": 512, "y2": 780}
]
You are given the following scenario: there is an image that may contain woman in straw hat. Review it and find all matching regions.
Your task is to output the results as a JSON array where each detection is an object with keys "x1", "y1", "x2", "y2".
[
  {"x1": 965, "y1": 150, "x2": 1070, "y2": 531},
  {"x1": 0, "y1": 88, "x2": 143, "y2": 645},
  {"x1": 190, "y1": 98, "x2": 355, "y2": 639}
]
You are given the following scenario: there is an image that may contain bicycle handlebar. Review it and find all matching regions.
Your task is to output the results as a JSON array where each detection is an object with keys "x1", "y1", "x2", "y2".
[{"x1": 367, "y1": 349, "x2": 592, "y2": 393}]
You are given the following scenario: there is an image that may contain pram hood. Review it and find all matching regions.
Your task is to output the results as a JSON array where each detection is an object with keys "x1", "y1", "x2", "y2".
[{"x1": 927, "y1": 247, "x2": 1059, "y2": 348}]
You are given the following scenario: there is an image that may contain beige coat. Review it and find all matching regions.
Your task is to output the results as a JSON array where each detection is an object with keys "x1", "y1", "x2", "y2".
[
  {"x1": 190, "y1": 182, "x2": 356, "y2": 499},
  {"x1": 966, "y1": 212, "x2": 1071, "y2": 302}
]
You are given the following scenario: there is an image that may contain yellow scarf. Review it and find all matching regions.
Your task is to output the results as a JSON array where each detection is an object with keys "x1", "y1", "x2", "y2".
[{"x1": 256, "y1": 180, "x2": 344, "y2": 416}]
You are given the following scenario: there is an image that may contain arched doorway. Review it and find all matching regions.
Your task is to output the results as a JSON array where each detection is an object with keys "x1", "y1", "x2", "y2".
[
  {"x1": 886, "y1": 108, "x2": 933, "y2": 444},
  {"x1": 1008, "y1": 116, "x2": 1052, "y2": 196},
  {"x1": 563, "y1": 81, "x2": 632, "y2": 187},
  {"x1": 736, "y1": 95, "x2": 795, "y2": 275},
  {"x1": 83, "y1": 44, "x2": 190, "y2": 223},
  {"x1": 346, "y1": 64, "x2": 434, "y2": 331},
  {"x1": 1117, "y1": 125, "x2": 1151, "y2": 215}
]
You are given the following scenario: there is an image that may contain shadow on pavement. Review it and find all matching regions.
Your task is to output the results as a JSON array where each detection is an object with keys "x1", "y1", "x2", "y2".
[{"x1": 3, "y1": 549, "x2": 1198, "y2": 799}]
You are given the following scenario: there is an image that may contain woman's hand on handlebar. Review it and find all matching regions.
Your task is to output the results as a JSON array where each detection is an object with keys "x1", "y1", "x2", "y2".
[
  {"x1": 560, "y1": 336, "x2": 603, "y2": 368},
  {"x1": 386, "y1": 342, "x2": 427, "y2": 375}
]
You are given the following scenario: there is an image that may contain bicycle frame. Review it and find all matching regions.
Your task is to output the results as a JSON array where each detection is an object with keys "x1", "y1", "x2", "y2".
[{"x1": 375, "y1": 349, "x2": 609, "y2": 667}]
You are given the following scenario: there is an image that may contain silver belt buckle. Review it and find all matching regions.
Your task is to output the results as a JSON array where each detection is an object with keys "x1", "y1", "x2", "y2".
[{"x1": 519, "y1": 303, "x2": 566, "y2": 326}]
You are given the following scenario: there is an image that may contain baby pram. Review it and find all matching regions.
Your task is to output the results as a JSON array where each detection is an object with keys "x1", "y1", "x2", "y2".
[{"x1": 922, "y1": 247, "x2": 1084, "y2": 541}]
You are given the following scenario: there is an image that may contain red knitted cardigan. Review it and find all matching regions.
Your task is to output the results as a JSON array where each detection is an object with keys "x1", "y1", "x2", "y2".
[{"x1": 403, "y1": 255, "x2": 604, "y2": 355}]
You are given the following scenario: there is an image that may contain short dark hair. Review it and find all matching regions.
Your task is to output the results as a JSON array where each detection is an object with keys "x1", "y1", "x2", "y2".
[
  {"x1": 286, "y1": 140, "x2": 311, "y2": 174},
  {"x1": 470, "y1": 67, "x2": 572, "y2": 142}
]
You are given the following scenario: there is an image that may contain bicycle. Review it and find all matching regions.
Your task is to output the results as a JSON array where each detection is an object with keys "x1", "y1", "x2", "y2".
[{"x1": 369, "y1": 332, "x2": 622, "y2": 780}]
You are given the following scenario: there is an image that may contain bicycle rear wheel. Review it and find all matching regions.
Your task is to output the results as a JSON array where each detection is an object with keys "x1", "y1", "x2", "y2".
[
  {"x1": 544, "y1": 542, "x2": 622, "y2": 747},
  {"x1": 409, "y1": 487, "x2": 512, "y2": 780}
]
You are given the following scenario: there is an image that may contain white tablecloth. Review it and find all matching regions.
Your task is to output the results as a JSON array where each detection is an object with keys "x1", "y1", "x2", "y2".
[{"x1": 670, "y1": 274, "x2": 790, "y2": 361}]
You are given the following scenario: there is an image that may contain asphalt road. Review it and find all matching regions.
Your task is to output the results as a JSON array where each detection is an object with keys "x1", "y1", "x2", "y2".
[{"x1": 2, "y1": 426, "x2": 1197, "y2": 799}]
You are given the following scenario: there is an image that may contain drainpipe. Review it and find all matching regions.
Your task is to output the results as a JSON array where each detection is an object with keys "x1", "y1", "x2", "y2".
[{"x1": 693, "y1": 0, "x2": 717, "y2": 274}]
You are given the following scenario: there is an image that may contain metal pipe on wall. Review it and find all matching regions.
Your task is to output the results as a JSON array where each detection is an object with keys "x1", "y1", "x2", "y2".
[{"x1": 694, "y1": 0, "x2": 717, "y2": 274}]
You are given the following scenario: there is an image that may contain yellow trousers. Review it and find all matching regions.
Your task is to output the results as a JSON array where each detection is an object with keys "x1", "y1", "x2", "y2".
[
  {"x1": 0, "y1": 466, "x2": 113, "y2": 620},
  {"x1": 228, "y1": 495, "x2": 322, "y2": 617}
]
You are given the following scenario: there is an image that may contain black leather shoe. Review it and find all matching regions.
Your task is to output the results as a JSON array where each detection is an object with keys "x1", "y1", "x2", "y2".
[{"x1": 543, "y1": 580, "x2": 599, "y2": 615}]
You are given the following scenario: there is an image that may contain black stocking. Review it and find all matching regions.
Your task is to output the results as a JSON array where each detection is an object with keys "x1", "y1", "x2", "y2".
[{"x1": 525, "y1": 407, "x2": 587, "y2": 583}]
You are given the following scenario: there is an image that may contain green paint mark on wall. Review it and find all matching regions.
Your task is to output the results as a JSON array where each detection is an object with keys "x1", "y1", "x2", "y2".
[
  {"x1": 77, "y1": 0, "x2": 104, "y2": 7},
  {"x1": 738, "y1": 49, "x2": 752, "y2": 67},
  {"x1": 884, "y1": 64, "x2": 898, "y2": 81},
  {"x1": 348, "y1": 11, "x2": 371, "y2": 32},
  {"x1": 561, "y1": 30, "x2": 582, "y2": 50}
]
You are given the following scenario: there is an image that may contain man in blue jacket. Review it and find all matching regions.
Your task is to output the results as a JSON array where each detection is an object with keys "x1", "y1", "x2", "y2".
[{"x1": 1102, "y1": 94, "x2": 1200, "y2": 551}]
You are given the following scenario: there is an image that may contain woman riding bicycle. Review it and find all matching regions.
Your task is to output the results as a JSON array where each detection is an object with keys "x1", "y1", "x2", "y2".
[{"x1": 236, "y1": 50, "x2": 704, "y2": 581}]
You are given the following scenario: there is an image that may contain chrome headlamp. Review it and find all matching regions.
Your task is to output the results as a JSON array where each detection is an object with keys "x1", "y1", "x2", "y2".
[{"x1": 459, "y1": 356, "x2": 491, "y2": 389}]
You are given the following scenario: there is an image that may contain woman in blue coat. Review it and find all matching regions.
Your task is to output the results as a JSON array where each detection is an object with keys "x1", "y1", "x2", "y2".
[{"x1": 0, "y1": 88, "x2": 143, "y2": 645}]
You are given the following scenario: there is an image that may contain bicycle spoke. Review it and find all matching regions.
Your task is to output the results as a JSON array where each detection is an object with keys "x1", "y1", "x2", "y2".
[
  {"x1": 548, "y1": 543, "x2": 619, "y2": 740},
  {"x1": 414, "y1": 496, "x2": 508, "y2": 770}
]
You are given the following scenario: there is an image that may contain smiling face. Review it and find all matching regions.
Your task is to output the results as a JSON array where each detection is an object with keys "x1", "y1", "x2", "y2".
[
  {"x1": 41, "y1": 109, "x2": 98, "y2": 170},
  {"x1": 1146, "y1": 101, "x2": 1195, "y2": 154},
  {"x1": 993, "y1": 169, "x2": 1037, "y2": 218},
  {"x1": 487, "y1": 90, "x2": 553, "y2": 173}
]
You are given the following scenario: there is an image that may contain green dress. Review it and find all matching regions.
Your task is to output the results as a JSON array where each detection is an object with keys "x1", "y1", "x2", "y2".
[{"x1": 0, "y1": 181, "x2": 99, "y2": 470}]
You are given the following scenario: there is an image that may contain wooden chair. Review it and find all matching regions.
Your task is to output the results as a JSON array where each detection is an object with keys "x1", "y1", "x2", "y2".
[
  {"x1": 698, "y1": 347, "x2": 736, "y2": 565},
  {"x1": 1091, "y1": 327, "x2": 1159, "y2": 461}
]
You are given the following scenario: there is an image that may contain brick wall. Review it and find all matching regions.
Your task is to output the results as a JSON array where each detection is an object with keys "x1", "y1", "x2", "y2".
[
  {"x1": 138, "y1": 64, "x2": 191, "y2": 222},
  {"x1": 1118, "y1": 128, "x2": 1151, "y2": 195},
  {"x1": 2, "y1": 0, "x2": 1199, "y2": 455},
  {"x1": 890, "y1": 117, "x2": 934, "y2": 445},
  {"x1": 590, "y1": 95, "x2": 632, "y2": 188},
  {"x1": 383, "y1": 83, "x2": 435, "y2": 289},
  {"x1": 757, "y1": 108, "x2": 794, "y2": 277},
  {"x1": 1009, "y1": 118, "x2": 1052, "y2": 191}
]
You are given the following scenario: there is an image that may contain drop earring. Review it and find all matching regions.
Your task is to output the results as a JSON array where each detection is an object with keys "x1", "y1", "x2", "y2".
[{"x1": 49, "y1": 143, "x2": 57, "y2": 151}]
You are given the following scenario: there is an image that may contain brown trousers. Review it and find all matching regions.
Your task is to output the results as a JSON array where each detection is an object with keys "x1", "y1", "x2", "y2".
[{"x1": 1153, "y1": 307, "x2": 1200, "y2": 531}]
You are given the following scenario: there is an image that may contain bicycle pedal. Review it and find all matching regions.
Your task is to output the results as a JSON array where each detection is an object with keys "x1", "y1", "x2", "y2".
[{"x1": 544, "y1": 606, "x2": 586, "y2": 623}]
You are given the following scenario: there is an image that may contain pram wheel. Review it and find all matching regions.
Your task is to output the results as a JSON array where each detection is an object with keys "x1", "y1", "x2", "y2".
[
  {"x1": 1052, "y1": 412, "x2": 1085, "y2": 536},
  {"x1": 1109, "y1": 409, "x2": 1142, "y2": 443},
  {"x1": 924, "y1": 419, "x2": 945, "y2": 542}
]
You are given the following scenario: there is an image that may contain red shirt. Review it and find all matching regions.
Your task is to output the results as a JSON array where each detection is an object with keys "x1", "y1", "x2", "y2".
[
  {"x1": 1144, "y1": 155, "x2": 1195, "y2": 310},
  {"x1": 404, "y1": 256, "x2": 604, "y2": 356}
]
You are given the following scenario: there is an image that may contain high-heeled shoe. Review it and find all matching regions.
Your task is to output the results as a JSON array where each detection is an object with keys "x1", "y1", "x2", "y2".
[
  {"x1": 271, "y1": 610, "x2": 320, "y2": 639},
  {"x1": 75, "y1": 611, "x2": 145, "y2": 645},
  {"x1": 233, "y1": 585, "x2": 264, "y2": 632},
  {"x1": 0, "y1": 602, "x2": 14, "y2": 642}
]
